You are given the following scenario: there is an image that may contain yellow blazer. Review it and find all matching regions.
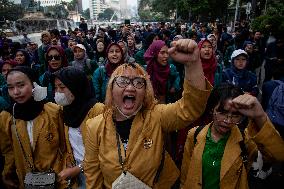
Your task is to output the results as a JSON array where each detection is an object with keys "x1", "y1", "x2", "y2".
[
  {"x1": 84, "y1": 79, "x2": 212, "y2": 189},
  {"x1": 180, "y1": 119, "x2": 284, "y2": 189},
  {"x1": 0, "y1": 102, "x2": 68, "y2": 189}
]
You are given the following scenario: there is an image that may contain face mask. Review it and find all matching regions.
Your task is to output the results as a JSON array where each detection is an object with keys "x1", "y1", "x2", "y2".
[
  {"x1": 32, "y1": 82, "x2": 47, "y2": 101},
  {"x1": 54, "y1": 92, "x2": 72, "y2": 106},
  {"x1": 115, "y1": 104, "x2": 142, "y2": 120}
]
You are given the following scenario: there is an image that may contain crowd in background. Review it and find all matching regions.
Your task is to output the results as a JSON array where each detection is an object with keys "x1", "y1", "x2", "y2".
[{"x1": 0, "y1": 18, "x2": 284, "y2": 189}]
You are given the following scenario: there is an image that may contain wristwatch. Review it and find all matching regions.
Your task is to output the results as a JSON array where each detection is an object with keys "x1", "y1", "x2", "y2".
[{"x1": 78, "y1": 163, "x2": 84, "y2": 173}]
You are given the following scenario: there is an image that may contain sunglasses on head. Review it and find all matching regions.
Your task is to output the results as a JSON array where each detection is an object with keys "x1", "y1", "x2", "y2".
[{"x1": 47, "y1": 55, "x2": 61, "y2": 61}]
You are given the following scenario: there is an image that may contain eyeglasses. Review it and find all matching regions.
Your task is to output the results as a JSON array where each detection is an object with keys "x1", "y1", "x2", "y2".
[
  {"x1": 47, "y1": 55, "x2": 61, "y2": 61},
  {"x1": 114, "y1": 76, "x2": 146, "y2": 89},
  {"x1": 215, "y1": 111, "x2": 244, "y2": 124}
]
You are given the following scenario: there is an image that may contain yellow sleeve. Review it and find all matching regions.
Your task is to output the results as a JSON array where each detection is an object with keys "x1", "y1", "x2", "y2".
[
  {"x1": 84, "y1": 116, "x2": 104, "y2": 189},
  {"x1": 158, "y1": 79, "x2": 212, "y2": 132}
]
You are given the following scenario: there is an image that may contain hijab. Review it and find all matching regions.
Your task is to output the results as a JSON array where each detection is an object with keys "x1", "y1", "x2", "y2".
[
  {"x1": 53, "y1": 67, "x2": 97, "y2": 128},
  {"x1": 145, "y1": 40, "x2": 170, "y2": 97},
  {"x1": 6, "y1": 66, "x2": 45, "y2": 121},
  {"x1": 15, "y1": 49, "x2": 32, "y2": 67},
  {"x1": 105, "y1": 43, "x2": 124, "y2": 77},
  {"x1": 198, "y1": 39, "x2": 217, "y2": 85},
  {"x1": 46, "y1": 45, "x2": 68, "y2": 73}
]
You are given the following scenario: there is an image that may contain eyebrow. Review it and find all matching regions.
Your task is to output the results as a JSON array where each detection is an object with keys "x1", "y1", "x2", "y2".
[{"x1": 7, "y1": 81, "x2": 25, "y2": 86}]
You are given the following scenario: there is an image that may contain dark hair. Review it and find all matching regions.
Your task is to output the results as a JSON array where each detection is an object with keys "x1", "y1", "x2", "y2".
[{"x1": 203, "y1": 83, "x2": 244, "y2": 115}]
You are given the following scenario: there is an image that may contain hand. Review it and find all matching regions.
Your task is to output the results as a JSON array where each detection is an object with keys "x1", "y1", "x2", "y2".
[
  {"x1": 57, "y1": 166, "x2": 80, "y2": 183},
  {"x1": 229, "y1": 94, "x2": 267, "y2": 126},
  {"x1": 168, "y1": 39, "x2": 200, "y2": 67}
]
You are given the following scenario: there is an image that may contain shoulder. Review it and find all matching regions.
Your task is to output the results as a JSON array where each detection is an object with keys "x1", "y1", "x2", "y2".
[
  {"x1": 86, "y1": 113, "x2": 105, "y2": 133},
  {"x1": 43, "y1": 102, "x2": 61, "y2": 115}
]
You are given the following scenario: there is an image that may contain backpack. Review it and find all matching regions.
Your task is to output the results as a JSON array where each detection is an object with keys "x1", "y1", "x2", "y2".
[{"x1": 266, "y1": 80, "x2": 284, "y2": 127}]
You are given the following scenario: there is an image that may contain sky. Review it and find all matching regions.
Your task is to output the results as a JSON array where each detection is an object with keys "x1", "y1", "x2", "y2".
[{"x1": 82, "y1": 0, "x2": 137, "y2": 11}]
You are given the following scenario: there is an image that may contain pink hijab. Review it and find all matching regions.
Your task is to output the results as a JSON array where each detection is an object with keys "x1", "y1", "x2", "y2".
[
  {"x1": 198, "y1": 39, "x2": 217, "y2": 85},
  {"x1": 144, "y1": 40, "x2": 170, "y2": 97}
]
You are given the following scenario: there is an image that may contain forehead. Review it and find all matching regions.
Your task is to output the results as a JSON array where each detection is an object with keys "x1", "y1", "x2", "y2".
[
  {"x1": 74, "y1": 47, "x2": 84, "y2": 52},
  {"x1": 48, "y1": 49, "x2": 60, "y2": 55},
  {"x1": 16, "y1": 51, "x2": 24, "y2": 55},
  {"x1": 159, "y1": 45, "x2": 168, "y2": 52},
  {"x1": 235, "y1": 55, "x2": 247, "y2": 59},
  {"x1": 109, "y1": 45, "x2": 121, "y2": 51},
  {"x1": 202, "y1": 41, "x2": 212, "y2": 46},
  {"x1": 7, "y1": 71, "x2": 30, "y2": 83},
  {"x1": 54, "y1": 77, "x2": 64, "y2": 84}
]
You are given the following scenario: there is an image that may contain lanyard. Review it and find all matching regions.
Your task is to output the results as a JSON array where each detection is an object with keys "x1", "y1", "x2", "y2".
[{"x1": 115, "y1": 131, "x2": 127, "y2": 174}]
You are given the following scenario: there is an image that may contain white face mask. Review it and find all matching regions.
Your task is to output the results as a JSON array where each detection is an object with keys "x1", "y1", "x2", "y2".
[
  {"x1": 54, "y1": 92, "x2": 73, "y2": 106},
  {"x1": 32, "y1": 82, "x2": 47, "y2": 101}
]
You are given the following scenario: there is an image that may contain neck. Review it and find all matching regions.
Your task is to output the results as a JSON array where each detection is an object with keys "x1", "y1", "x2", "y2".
[{"x1": 211, "y1": 124, "x2": 223, "y2": 142}]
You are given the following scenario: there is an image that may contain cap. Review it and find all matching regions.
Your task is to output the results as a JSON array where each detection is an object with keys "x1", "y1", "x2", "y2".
[
  {"x1": 231, "y1": 49, "x2": 248, "y2": 60},
  {"x1": 74, "y1": 44, "x2": 86, "y2": 51},
  {"x1": 173, "y1": 35, "x2": 183, "y2": 40}
]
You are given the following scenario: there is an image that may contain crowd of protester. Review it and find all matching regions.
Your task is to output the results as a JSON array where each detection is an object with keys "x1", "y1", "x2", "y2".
[{"x1": 0, "y1": 18, "x2": 284, "y2": 189}]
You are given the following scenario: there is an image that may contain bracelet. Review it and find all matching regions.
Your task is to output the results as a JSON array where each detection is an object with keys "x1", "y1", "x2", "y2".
[{"x1": 78, "y1": 163, "x2": 84, "y2": 173}]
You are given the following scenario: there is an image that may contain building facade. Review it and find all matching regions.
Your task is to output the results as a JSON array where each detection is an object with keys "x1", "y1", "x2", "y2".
[{"x1": 90, "y1": 0, "x2": 109, "y2": 20}]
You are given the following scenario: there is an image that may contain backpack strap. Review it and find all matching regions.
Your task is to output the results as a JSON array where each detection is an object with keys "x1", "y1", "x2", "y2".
[
  {"x1": 194, "y1": 124, "x2": 248, "y2": 169},
  {"x1": 86, "y1": 59, "x2": 92, "y2": 70},
  {"x1": 193, "y1": 125, "x2": 206, "y2": 145}
]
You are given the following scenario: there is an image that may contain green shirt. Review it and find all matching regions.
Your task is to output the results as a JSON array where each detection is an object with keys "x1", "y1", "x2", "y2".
[{"x1": 202, "y1": 127, "x2": 230, "y2": 189}]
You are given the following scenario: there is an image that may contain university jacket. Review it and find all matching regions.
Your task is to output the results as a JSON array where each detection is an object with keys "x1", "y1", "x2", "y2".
[
  {"x1": 84, "y1": 79, "x2": 212, "y2": 189},
  {"x1": 0, "y1": 103, "x2": 68, "y2": 189},
  {"x1": 180, "y1": 119, "x2": 284, "y2": 189}
]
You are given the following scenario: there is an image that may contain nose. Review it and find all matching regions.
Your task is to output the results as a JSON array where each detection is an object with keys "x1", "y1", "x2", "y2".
[
  {"x1": 125, "y1": 82, "x2": 135, "y2": 90},
  {"x1": 12, "y1": 87, "x2": 20, "y2": 96}
]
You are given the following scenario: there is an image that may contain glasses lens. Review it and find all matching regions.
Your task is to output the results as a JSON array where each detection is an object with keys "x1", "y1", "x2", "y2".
[
  {"x1": 216, "y1": 112, "x2": 242, "y2": 124},
  {"x1": 47, "y1": 55, "x2": 61, "y2": 61},
  {"x1": 132, "y1": 77, "x2": 145, "y2": 89},
  {"x1": 115, "y1": 76, "x2": 129, "y2": 88}
]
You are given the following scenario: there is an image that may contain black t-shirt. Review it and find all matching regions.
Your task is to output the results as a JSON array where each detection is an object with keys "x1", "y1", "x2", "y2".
[{"x1": 114, "y1": 118, "x2": 134, "y2": 150}]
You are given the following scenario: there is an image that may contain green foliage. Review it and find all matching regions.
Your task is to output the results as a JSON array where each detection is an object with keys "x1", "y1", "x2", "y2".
[
  {"x1": 251, "y1": 2, "x2": 284, "y2": 37},
  {"x1": 0, "y1": 0, "x2": 24, "y2": 23},
  {"x1": 138, "y1": 0, "x2": 231, "y2": 21},
  {"x1": 81, "y1": 8, "x2": 90, "y2": 19},
  {"x1": 44, "y1": 5, "x2": 69, "y2": 19},
  {"x1": 98, "y1": 8, "x2": 114, "y2": 20}
]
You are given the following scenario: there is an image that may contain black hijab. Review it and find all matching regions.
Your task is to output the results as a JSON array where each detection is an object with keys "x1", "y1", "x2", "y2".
[
  {"x1": 53, "y1": 67, "x2": 97, "y2": 128},
  {"x1": 6, "y1": 66, "x2": 45, "y2": 121}
]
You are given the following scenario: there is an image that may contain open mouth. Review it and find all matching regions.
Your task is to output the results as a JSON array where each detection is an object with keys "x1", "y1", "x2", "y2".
[{"x1": 123, "y1": 95, "x2": 136, "y2": 109}]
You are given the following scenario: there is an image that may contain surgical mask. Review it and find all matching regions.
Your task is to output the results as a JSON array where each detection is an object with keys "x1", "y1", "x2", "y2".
[
  {"x1": 115, "y1": 104, "x2": 142, "y2": 120},
  {"x1": 32, "y1": 82, "x2": 47, "y2": 101},
  {"x1": 54, "y1": 92, "x2": 72, "y2": 106}
]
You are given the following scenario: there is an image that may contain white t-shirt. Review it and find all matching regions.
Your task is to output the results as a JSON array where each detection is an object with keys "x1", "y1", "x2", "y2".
[{"x1": 68, "y1": 127, "x2": 85, "y2": 162}]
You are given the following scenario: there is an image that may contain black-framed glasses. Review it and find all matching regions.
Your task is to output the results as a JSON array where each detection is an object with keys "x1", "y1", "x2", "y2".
[
  {"x1": 47, "y1": 55, "x2": 61, "y2": 61},
  {"x1": 114, "y1": 76, "x2": 146, "y2": 89},
  {"x1": 215, "y1": 111, "x2": 244, "y2": 124}
]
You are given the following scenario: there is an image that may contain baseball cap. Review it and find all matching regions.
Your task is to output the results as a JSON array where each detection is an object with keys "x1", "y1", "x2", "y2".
[
  {"x1": 231, "y1": 49, "x2": 248, "y2": 60},
  {"x1": 74, "y1": 44, "x2": 86, "y2": 51}
]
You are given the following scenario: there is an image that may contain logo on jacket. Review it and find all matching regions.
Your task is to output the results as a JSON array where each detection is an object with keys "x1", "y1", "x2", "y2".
[{"x1": 143, "y1": 138, "x2": 153, "y2": 149}]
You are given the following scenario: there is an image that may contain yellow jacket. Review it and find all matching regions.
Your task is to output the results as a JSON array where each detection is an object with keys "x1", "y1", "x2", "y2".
[
  {"x1": 0, "y1": 102, "x2": 67, "y2": 189},
  {"x1": 65, "y1": 103, "x2": 105, "y2": 166},
  {"x1": 84, "y1": 79, "x2": 212, "y2": 189},
  {"x1": 180, "y1": 119, "x2": 284, "y2": 189}
]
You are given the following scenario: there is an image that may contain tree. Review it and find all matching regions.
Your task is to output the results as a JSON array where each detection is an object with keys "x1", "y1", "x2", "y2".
[
  {"x1": 251, "y1": 1, "x2": 284, "y2": 37},
  {"x1": 81, "y1": 8, "x2": 90, "y2": 19},
  {"x1": 98, "y1": 8, "x2": 114, "y2": 20},
  {"x1": 0, "y1": 0, "x2": 24, "y2": 24},
  {"x1": 138, "y1": 0, "x2": 231, "y2": 21},
  {"x1": 44, "y1": 5, "x2": 69, "y2": 19}
]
